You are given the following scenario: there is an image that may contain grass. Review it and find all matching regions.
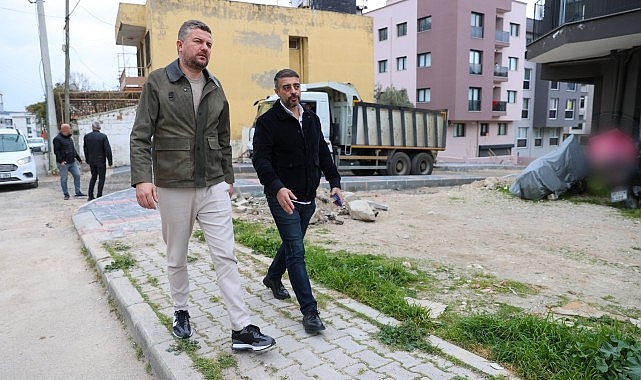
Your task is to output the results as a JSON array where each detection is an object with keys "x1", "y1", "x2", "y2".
[{"x1": 228, "y1": 219, "x2": 641, "y2": 380}]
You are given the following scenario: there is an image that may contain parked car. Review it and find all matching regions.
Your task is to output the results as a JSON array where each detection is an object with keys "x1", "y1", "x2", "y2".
[
  {"x1": 0, "y1": 128, "x2": 38, "y2": 188},
  {"x1": 27, "y1": 137, "x2": 48, "y2": 153}
]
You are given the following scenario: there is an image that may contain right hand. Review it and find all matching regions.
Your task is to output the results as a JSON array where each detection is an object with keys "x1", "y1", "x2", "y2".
[
  {"x1": 276, "y1": 187, "x2": 297, "y2": 215},
  {"x1": 135, "y1": 182, "x2": 158, "y2": 209}
]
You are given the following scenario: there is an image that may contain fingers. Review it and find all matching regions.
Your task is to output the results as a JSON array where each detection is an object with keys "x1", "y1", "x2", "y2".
[
  {"x1": 135, "y1": 182, "x2": 157, "y2": 209},
  {"x1": 277, "y1": 188, "x2": 295, "y2": 215}
]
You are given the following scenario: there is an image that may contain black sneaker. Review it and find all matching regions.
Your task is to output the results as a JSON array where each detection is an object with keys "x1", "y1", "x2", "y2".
[
  {"x1": 172, "y1": 310, "x2": 193, "y2": 339},
  {"x1": 64, "y1": 194, "x2": 70, "y2": 200},
  {"x1": 302, "y1": 310, "x2": 326, "y2": 334},
  {"x1": 231, "y1": 324, "x2": 275, "y2": 352},
  {"x1": 75, "y1": 192, "x2": 87, "y2": 197}
]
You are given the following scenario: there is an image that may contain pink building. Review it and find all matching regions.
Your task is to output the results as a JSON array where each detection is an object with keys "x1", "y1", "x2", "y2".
[{"x1": 369, "y1": 0, "x2": 527, "y2": 162}]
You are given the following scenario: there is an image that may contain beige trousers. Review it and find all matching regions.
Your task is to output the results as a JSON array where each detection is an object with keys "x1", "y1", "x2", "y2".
[{"x1": 157, "y1": 182, "x2": 251, "y2": 331}]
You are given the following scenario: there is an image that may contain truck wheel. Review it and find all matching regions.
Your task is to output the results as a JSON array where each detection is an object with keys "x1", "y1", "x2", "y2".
[
  {"x1": 386, "y1": 152, "x2": 411, "y2": 176},
  {"x1": 410, "y1": 153, "x2": 434, "y2": 175}
]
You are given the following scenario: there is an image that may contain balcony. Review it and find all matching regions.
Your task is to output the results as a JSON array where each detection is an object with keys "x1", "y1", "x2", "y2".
[
  {"x1": 495, "y1": 30, "x2": 510, "y2": 47},
  {"x1": 471, "y1": 26, "x2": 483, "y2": 38},
  {"x1": 468, "y1": 100, "x2": 481, "y2": 111},
  {"x1": 493, "y1": 65, "x2": 508, "y2": 82},
  {"x1": 469, "y1": 63, "x2": 482, "y2": 75},
  {"x1": 492, "y1": 100, "x2": 507, "y2": 116}
]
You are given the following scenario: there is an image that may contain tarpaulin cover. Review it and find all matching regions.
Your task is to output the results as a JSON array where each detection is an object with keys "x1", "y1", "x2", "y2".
[{"x1": 509, "y1": 134, "x2": 588, "y2": 200}]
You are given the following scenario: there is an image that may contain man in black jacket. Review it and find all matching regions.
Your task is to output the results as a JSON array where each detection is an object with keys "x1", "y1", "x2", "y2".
[
  {"x1": 53, "y1": 123, "x2": 85, "y2": 200},
  {"x1": 252, "y1": 69, "x2": 344, "y2": 334},
  {"x1": 83, "y1": 121, "x2": 113, "y2": 200}
]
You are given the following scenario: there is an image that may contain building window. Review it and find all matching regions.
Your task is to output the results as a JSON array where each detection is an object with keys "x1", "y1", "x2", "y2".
[
  {"x1": 534, "y1": 128, "x2": 542, "y2": 146},
  {"x1": 549, "y1": 98, "x2": 558, "y2": 119},
  {"x1": 480, "y1": 123, "x2": 489, "y2": 136},
  {"x1": 417, "y1": 52, "x2": 432, "y2": 68},
  {"x1": 454, "y1": 123, "x2": 465, "y2": 137},
  {"x1": 567, "y1": 82, "x2": 576, "y2": 91},
  {"x1": 579, "y1": 95, "x2": 587, "y2": 120},
  {"x1": 507, "y1": 90, "x2": 517, "y2": 104},
  {"x1": 378, "y1": 27, "x2": 388, "y2": 41},
  {"x1": 418, "y1": 16, "x2": 432, "y2": 32},
  {"x1": 522, "y1": 98, "x2": 530, "y2": 119},
  {"x1": 549, "y1": 128, "x2": 560, "y2": 146},
  {"x1": 417, "y1": 88, "x2": 431, "y2": 103},
  {"x1": 378, "y1": 60, "x2": 388, "y2": 73},
  {"x1": 471, "y1": 12, "x2": 483, "y2": 38},
  {"x1": 498, "y1": 123, "x2": 507, "y2": 135},
  {"x1": 550, "y1": 81, "x2": 559, "y2": 90},
  {"x1": 508, "y1": 57, "x2": 518, "y2": 71},
  {"x1": 509, "y1": 23, "x2": 520, "y2": 37},
  {"x1": 397, "y1": 22, "x2": 407, "y2": 37},
  {"x1": 469, "y1": 50, "x2": 482, "y2": 74},
  {"x1": 517, "y1": 127, "x2": 527, "y2": 147},
  {"x1": 468, "y1": 87, "x2": 481, "y2": 111},
  {"x1": 396, "y1": 56, "x2": 407, "y2": 71},
  {"x1": 523, "y1": 68, "x2": 531, "y2": 89},
  {"x1": 565, "y1": 99, "x2": 576, "y2": 119}
]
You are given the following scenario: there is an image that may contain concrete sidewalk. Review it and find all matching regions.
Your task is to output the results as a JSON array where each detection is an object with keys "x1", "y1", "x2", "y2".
[{"x1": 72, "y1": 171, "x2": 516, "y2": 379}]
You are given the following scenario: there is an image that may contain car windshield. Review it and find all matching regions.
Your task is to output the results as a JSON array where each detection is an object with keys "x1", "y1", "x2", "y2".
[{"x1": 0, "y1": 134, "x2": 28, "y2": 152}]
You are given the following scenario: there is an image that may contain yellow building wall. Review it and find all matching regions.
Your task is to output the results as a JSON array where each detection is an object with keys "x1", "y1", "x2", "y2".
[{"x1": 117, "y1": 0, "x2": 373, "y2": 157}]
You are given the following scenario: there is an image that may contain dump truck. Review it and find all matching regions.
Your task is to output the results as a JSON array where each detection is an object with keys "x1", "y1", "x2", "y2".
[{"x1": 249, "y1": 81, "x2": 447, "y2": 175}]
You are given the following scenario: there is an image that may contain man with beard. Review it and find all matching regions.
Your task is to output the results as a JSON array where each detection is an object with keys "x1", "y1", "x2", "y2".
[
  {"x1": 130, "y1": 20, "x2": 275, "y2": 351},
  {"x1": 252, "y1": 69, "x2": 344, "y2": 334}
]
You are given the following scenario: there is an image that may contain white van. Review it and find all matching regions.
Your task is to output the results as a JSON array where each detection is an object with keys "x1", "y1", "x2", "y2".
[{"x1": 0, "y1": 128, "x2": 38, "y2": 188}]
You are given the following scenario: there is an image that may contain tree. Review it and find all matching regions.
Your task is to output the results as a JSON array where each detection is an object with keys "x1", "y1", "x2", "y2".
[{"x1": 374, "y1": 84, "x2": 414, "y2": 108}]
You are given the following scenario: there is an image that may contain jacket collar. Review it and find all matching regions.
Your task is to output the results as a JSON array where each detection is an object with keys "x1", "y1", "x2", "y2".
[{"x1": 166, "y1": 58, "x2": 220, "y2": 88}]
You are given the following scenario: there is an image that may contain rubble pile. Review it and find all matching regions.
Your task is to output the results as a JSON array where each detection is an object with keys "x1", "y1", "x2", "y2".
[{"x1": 464, "y1": 176, "x2": 516, "y2": 191}]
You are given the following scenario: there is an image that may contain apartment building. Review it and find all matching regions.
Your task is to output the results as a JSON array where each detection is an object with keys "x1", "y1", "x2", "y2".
[
  {"x1": 0, "y1": 93, "x2": 38, "y2": 138},
  {"x1": 369, "y1": 0, "x2": 527, "y2": 162}
]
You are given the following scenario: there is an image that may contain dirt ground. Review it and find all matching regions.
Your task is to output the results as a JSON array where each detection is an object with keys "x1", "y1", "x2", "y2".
[{"x1": 233, "y1": 173, "x2": 641, "y2": 325}]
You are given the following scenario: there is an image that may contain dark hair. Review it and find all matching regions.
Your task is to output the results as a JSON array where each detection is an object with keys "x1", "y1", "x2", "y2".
[
  {"x1": 273, "y1": 69, "x2": 300, "y2": 88},
  {"x1": 178, "y1": 20, "x2": 211, "y2": 41}
]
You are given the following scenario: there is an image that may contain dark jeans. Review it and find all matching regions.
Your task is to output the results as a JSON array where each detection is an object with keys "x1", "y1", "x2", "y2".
[
  {"x1": 266, "y1": 195, "x2": 317, "y2": 315},
  {"x1": 88, "y1": 163, "x2": 107, "y2": 197}
]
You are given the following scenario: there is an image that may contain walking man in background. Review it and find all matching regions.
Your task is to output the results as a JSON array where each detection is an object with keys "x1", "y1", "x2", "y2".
[
  {"x1": 53, "y1": 123, "x2": 85, "y2": 200},
  {"x1": 130, "y1": 19, "x2": 275, "y2": 351},
  {"x1": 252, "y1": 68, "x2": 344, "y2": 334},
  {"x1": 83, "y1": 121, "x2": 113, "y2": 201}
]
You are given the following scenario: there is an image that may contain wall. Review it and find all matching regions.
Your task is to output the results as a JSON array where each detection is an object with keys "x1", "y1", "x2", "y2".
[{"x1": 77, "y1": 107, "x2": 137, "y2": 168}]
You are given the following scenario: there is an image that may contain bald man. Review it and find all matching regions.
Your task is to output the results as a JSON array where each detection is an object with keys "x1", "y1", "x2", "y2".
[{"x1": 53, "y1": 124, "x2": 85, "y2": 200}]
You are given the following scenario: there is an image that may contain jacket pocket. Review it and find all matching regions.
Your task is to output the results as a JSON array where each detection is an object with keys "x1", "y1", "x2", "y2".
[
  {"x1": 153, "y1": 137, "x2": 193, "y2": 181},
  {"x1": 206, "y1": 138, "x2": 224, "y2": 178}
]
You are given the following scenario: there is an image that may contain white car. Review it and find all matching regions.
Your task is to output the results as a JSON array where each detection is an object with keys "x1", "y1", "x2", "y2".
[
  {"x1": 0, "y1": 128, "x2": 38, "y2": 188},
  {"x1": 27, "y1": 137, "x2": 48, "y2": 153}
]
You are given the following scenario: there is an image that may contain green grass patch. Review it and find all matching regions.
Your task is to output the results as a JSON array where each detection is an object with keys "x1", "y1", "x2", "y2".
[{"x1": 103, "y1": 242, "x2": 136, "y2": 272}]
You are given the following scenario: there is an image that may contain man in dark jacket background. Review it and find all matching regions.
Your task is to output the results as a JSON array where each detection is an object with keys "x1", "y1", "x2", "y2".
[
  {"x1": 53, "y1": 123, "x2": 85, "y2": 200},
  {"x1": 252, "y1": 68, "x2": 344, "y2": 334},
  {"x1": 83, "y1": 121, "x2": 113, "y2": 200}
]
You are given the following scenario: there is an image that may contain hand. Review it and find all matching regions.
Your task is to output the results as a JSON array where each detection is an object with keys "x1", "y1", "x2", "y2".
[
  {"x1": 330, "y1": 188, "x2": 343, "y2": 207},
  {"x1": 276, "y1": 187, "x2": 297, "y2": 215},
  {"x1": 226, "y1": 183, "x2": 234, "y2": 197},
  {"x1": 135, "y1": 182, "x2": 158, "y2": 209}
]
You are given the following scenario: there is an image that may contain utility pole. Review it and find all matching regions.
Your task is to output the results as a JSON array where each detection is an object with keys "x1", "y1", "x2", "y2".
[
  {"x1": 64, "y1": 0, "x2": 70, "y2": 124},
  {"x1": 34, "y1": 0, "x2": 58, "y2": 172}
]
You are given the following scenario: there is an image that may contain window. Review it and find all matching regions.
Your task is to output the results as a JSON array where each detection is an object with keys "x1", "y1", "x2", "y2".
[
  {"x1": 550, "y1": 81, "x2": 559, "y2": 90},
  {"x1": 522, "y1": 98, "x2": 530, "y2": 119},
  {"x1": 579, "y1": 95, "x2": 587, "y2": 120},
  {"x1": 378, "y1": 60, "x2": 388, "y2": 73},
  {"x1": 396, "y1": 56, "x2": 407, "y2": 71},
  {"x1": 454, "y1": 123, "x2": 465, "y2": 137},
  {"x1": 418, "y1": 16, "x2": 432, "y2": 32},
  {"x1": 508, "y1": 57, "x2": 518, "y2": 71},
  {"x1": 417, "y1": 88, "x2": 431, "y2": 103},
  {"x1": 509, "y1": 23, "x2": 520, "y2": 37},
  {"x1": 417, "y1": 52, "x2": 432, "y2": 68},
  {"x1": 378, "y1": 27, "x2": 388, "y2": 41},
  {"x1": 471, "y1": 12, "x2": 484, "y2": 38},
  {"x1": 548, "y1": 98, "x2": 558, "y2": 119},
  {"x1": 565, "y1": 99, "x2": 576, "y2": 119},
  {"x1": 572, "y1": 122, "x2": 584, "y2": 130},
  {"x1": 480, "y1": 123, "x2": 489, "y2": 136},
  {"x1": 549, "y1": 128, "x2": 560, "y2": 146},
  {"x1": 517, "y1": 127, "x2": 527, "y2": 147},
  {"x1": 507, "y1": 90, "x2": 517, "y2": 104},
  {"x1": 534, "y1": 128, "x2": 542, "y2": 147},
  {"x1": 469, "y1": 50, "x2": 482, "y2": 74},
  {"x1": 498, "y1": 123, "x2": 507, "y2": 135},
  {"x1": 468, "y1": 87, "x2": 481, "y2": 111},
  {"x1": 397, "y1": 22, "x2": 407, "y2": 37},
  {"x1": 523, "y1": 68, "x2": 531, "y2": 89},
  {"x1": 567, "y1": 82, "x2": 576, "y2": 91}
]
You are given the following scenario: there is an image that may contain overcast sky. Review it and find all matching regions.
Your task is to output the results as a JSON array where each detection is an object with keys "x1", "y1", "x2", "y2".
[{"x1": 0, "y1": 0, "x2": 532, "y2": 113}]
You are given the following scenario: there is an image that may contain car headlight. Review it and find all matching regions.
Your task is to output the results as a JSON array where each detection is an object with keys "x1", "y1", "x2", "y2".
[{"x1": 17, "y1": 156, "x2": 33, "y2": 165}]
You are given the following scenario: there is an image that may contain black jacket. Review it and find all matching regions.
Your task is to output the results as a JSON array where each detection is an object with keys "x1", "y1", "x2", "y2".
[
  {"x1": 83, "y1": 131, "x2": 113, "y2": 166},
  {"x1": 53, "y1": 133, "x2": 81, "y2": 164},
  {"x1": 252, "y1": 101, "x2": 341, "y2": 202}
]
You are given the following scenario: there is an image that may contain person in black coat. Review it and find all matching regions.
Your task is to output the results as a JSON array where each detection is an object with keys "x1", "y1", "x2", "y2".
[{"x1": 83, "y1": 121, "x2": 113, "y2": 200}]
